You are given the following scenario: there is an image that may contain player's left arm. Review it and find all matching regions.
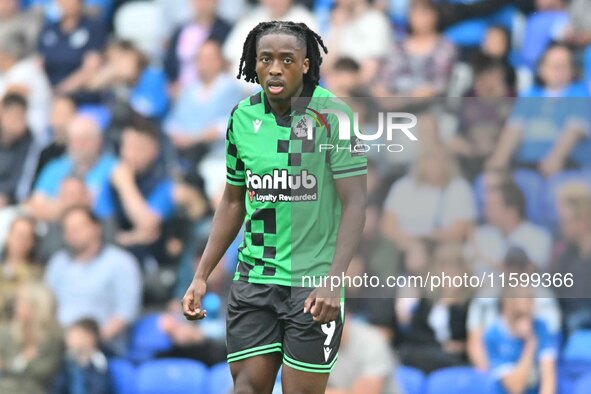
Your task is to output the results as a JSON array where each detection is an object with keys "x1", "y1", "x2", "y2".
[{"x1": 304, "y1": 174, "x2": 367, "y2": 324}]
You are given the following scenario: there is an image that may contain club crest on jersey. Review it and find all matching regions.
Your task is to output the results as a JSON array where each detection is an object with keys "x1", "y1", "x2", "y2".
[
  {"x1": 246, "y1": 169, "x2": 318, "y2": 203},
  {"x1": 292, "y1": 117, "x2": 310, "y2": 138}
]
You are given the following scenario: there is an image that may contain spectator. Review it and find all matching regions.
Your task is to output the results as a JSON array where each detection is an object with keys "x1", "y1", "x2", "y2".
[
  {"x1": 0, "y1": 93, "x2": 40, "y2": 208},
  {"x1": 552, "y1": 181, "x2": 591, "y2": 337},
  {"x1": 222, "y1": 0, "x2": 318, "y2": 77},
  {"x1": 397, "y1": 243, "x2": 472, "y2": 373},
  {"x1": 34, "y1": 95, "x2": 77, "y2": 181},
  {"x1": 27, "y1": 114, "x2": 116, "y2": 221},
  {"x1": 450, "y1": 56, "x2": 513, "y2": 180},
  {"x1": 0, "y1": 282, "x2": 63, "y2": 394},
  {"x1": 467, "y1": 247, "x2": 561, "y2": 371},
  {"x1": 164, "y1": 0, "x2": 232, "y2": 92},
  {"x1": 484, "y1": 288, "x2": 557, "y2": 394},
  {"x1": 323, "y1": 57, "x2": 362, "y2": 98},
  {"x1": 96, "y1": 115, "x2": 175, "y2": 252},
  {"x1": 477, "y1": 27, "x2": 516, "y2": 90},
  {"x1": 0, "y1": 0, "x2": 43, "y2": 57},
  {"x1": 488, "y1": 44, "x2": 591, "y2": 176},
  {"x1": 467, "y1": 181, "x2": 552, "y2": 274},
  {"x1": 50, "y1": 318, "x2": 112, "y2": 394},
  {"x1": 88, "y1": 40, "x2": 169, "y2": 119},
  {"x1": 382, "y1": 145, "x2": 476, "y2": 251},
  {"x1": 44, "y1": 206, "x2": 142, "y2": 354},
  {"x1": 164, "y1": 39, "x2": 244, "y2": 169},
  {"x1": 326, "y1": 317, "x2": 399, "y2": 394},
  {"x1": 37, "y1": 0, "x2": 106, "y2": 91},
  {"x1": 372, "y1": 0, "x2": 456, "y2": 100},
  {"x1": 0, "y1": 216, "x2": 40, "y2": 322},
  {"x1": 324, "y1": 0, "x2": 392, "y2": 84},
  {"x1": 0, "y1": 32, "x2": 52, "y2": 140},
  {"x1": 561, "y1": 0, "x2": 591, "y2": 47}
]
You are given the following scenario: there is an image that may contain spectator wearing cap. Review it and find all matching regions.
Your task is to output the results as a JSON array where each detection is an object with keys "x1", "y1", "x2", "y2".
[
  {"x1": 467, "y1": 181, "x2": 552, "y2": 274},
  {"x1": 552, "y1": 182, "x2": 591, "y2": 338},
  {"x1": 0, "y1": 31, "x2": 51, "y2": 140},
  {"x1": 0, "y1": 94, "x2": 41, "y2": 208},
  {"x1": 37, "y1": 0, "x2": 106, "y2": 91},
  {"x1": 27, "y1": 113, "x2": 117, "y2": 221},
  {"x1": 45, "y1": 205, "x2": 142, "y2": 355}
]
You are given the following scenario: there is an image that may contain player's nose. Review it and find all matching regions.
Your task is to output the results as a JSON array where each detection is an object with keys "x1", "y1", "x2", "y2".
[{"x1": 269, "y1": 59, "x2": 283, "y2": 76}]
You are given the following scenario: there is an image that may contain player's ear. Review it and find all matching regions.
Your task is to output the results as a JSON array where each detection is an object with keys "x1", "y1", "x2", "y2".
[{"x1": 303, "y1": 58, "x2": 310, "y2": 74}]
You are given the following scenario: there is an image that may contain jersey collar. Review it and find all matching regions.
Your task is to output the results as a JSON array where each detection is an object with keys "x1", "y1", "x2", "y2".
[{"x1": 263, "y1": 82, "x2": 316, "y2": 127}]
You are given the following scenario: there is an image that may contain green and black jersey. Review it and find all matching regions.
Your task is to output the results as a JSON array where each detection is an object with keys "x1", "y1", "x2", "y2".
[{"x1": 226, "y1": 83, "x2": 367, "y2": 287}]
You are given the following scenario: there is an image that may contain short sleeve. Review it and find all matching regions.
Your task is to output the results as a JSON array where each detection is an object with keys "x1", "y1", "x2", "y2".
[
  {"x1": 225, "y1": 109, "x2": 245, "y2": 186},
  {"x1": 328, "y1": 107, "x2": 368, "y2": 180},
  {"x1": 535, "y1": 320, "x2": 558, "y2": 360}
]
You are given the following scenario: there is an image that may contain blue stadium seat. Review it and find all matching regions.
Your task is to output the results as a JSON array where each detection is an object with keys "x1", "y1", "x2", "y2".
[
  {"x1": 584, "y1": 46, "x2": 591, "y2": 90},
  {"x1": 127, "y1": 313, "x2": 173, "y2": 362},
  {"x1": 78, "y1": 104, "x2": 112, "y2": 132},
  {"x1": 425, "y1": 367, "x2": 495, "y2": 394},
  {"x1": 445, "y1": 20, "x2": 488, "y2": 47},
  {"x1": 512, "y1": 169, "x2": 544, "y2": 224},
  {"x1": 558, "y1": 360, "x2": 591, "y2": 394},
  {"x1": 136, "y1": 359, "x2": 208, "y2": 394},
  {"x1": 573, "y1": 371, "x2": 591, "y2": 394},
  {"x1": 109, "y1": 358, "x2": 137, "y2": 394},
  {"x1": 396, "y1": 365, "x2": 426, "y2": 394},
  {"x1": 208, "y1": 363, "x2": 233, "y2": 394},
  {"x1": 564, "y1": 330, "x2": 591, "y2": 362}
]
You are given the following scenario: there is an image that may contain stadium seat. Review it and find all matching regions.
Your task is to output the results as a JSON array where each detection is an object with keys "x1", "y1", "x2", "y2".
[
  {"x1": 109, "y1": 358, "x2": 137, "y2": 394},
  {"x1": 584, "y1": 46, "x2": 591, "y2": 90},
  {"x1": 78, "y1": 104, "x2": 112, "y2": 131},
  {"x1": 127, "y1": 313, "x2": 173, "y2": 362},
  {"x1": 136, "y1": 359, "x2": 208, "y2": 394},
  {"x1": 519, "y1": 11, "x2": 569, "y2": 69},
  {"x1": 558, "y1": 360, "x2": 591, "y2": 394},
  {"x1": 445, "y1": 20, "x2": 488, "y2": 47},
  {"x1": 396, "y1": 365, "x2": 426, "y2": 394},
  {"x1": 208, "y1": 363, "x2": 233, "y2": 394},
  {"x1": 564, "y1": 330, "x2": 591, "y2": 362},
  {"x1": 573, "y1": 371, "x2": 591, "y2": 394},
  {"x1": 114, "y1": 1, "x2": 164, "y2": 59},
  {"x1": 511, "y1": 169, "x2": 544, "y2": 224},
  {"x1": 425, "y1": 367, "x2": 495, "y2": 394}
]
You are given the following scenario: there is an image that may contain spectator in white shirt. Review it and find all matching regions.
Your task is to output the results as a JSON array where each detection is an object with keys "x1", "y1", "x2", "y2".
[
  {"x1": 467, "y1": 181, "x2": 552, "y2": 274},
  {"x1": 382, "y1": 145, "x2": 477, "y2": 251}
]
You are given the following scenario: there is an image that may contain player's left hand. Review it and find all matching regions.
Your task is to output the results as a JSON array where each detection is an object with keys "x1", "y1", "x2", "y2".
[{"x1": 304, "y1": 288, "x2": 340, "y2": 324}]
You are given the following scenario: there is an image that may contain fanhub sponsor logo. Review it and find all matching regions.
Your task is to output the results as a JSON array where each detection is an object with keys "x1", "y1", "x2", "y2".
[{"x1": 246, "y1": 169, "x2": 317, "y2": 203}]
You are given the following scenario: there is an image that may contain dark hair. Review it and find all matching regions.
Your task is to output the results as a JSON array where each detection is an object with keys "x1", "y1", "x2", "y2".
[
  {"x1": 471, "y1": 52, "x2": 515, "y2": 91},
  {"x1": 534, "y1": 42, "x2": 578, "y2": 87},
  {"x1": 494, "y1": 181, "x2": 526, "y2": 220},
  {"x1": 61, "y1": 205, "x2": 101, "y2": 226},
  {"x1": 111, "y1": 39, "x2": 149, "y2": 71},
  {"x1": 1, "y1": 93, "x2": 28, "y2": 110},
  {"x1": 333, "y1": 57, "x2": 360, "y2": 73},
  {"x1": 409, "y1": 0, "x2": 441, "y2": 33},
  {"x1": 237, "y1": 21, "x2": 328, "y2": 86},
  {"x1": 124, "y1": 112, "x2": 160, "y2": 142},
  {"x1": 503, "y1": 246, "x2": 533, "y2": 273},
  {"x1": 69, "y1": 318, "x2": 101, "y2": 342}
]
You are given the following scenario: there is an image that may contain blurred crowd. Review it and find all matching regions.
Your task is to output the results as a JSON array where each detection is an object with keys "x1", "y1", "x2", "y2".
[{"x1": 1, "y1": 0, "x2": 591, "y2": 393}]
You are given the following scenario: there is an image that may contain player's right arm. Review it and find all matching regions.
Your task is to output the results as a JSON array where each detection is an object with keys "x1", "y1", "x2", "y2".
[
  {"x1": 182, "y1": 183, "x2": 246, "y2": 320},
  {"x1": 183, "y1": 106, "x2": 247, "y2": 321}
]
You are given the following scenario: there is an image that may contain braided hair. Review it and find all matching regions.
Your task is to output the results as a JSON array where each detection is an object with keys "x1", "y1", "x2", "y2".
[{"x1": 237, "y1": 21, "x2": 328, "y2": 86}]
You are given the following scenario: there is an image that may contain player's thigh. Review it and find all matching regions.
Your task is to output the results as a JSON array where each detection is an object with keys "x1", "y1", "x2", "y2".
[
  {"x1": 230, "y1": 353, "x2": 282, "y2": 394},
  {"x1": 280, "y1": 287, "x2": 344, "y2": 393}
]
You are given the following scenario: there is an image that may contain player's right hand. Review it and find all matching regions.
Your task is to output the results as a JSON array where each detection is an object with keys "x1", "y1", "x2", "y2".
[{"x1": 182, "y1": 278, "x2": 207, "y2": 321}]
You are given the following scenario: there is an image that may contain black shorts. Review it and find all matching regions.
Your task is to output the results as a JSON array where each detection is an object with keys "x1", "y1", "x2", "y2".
[{"x1": 226, "y1": 279, "x2": 344, "y2": 373}]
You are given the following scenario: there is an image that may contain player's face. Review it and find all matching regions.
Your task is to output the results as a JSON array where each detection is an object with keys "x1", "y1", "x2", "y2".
[{"x1": 255, "y1": 33, "x2": 310, "y2": 102}]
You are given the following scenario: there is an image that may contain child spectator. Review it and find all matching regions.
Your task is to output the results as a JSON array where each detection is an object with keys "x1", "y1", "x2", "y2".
[
  {"x1": 50, "y1": 318, "x2": 112, "y2": 394},
  {"x1": 485, "y1": 287, "x2": 557, "y2": 394}
]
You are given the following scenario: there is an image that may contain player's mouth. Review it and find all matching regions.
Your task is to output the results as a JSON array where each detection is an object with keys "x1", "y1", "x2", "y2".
[{"x1": 267, "y1": 79, "x2": 285, "y2": 95}]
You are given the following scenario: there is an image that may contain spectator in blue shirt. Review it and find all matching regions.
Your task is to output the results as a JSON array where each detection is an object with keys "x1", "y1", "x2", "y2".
[
  {"x1": 37, "y1": 0, "x2": 106, "y2": 91},
  {"x1": 45, "y1": 205, "x2": 142, "y2": 355},
  {"x1": 488, "y1": 43, "x2": 591, "y2": 176},
  {"x1": 164, "y1": 39, "x2": 244, "y2": 169},
  {"x1": 27, "y1": 113, "x2": 116, "y2": 222},
  {"x1": 485, "y1": 288, "x2": 557, "y2": 394},
  {"x1": 88, "y1": 40, "x2": 169, "y2": 120},
  {"x1": 96, "y1": 114, "x2": 175, "y2": 252}
]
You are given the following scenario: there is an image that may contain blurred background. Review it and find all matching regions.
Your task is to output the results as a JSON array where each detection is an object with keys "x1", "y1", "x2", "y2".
[{"x1": 1, "y1": 0, "x2": 591, "y2": 393}]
